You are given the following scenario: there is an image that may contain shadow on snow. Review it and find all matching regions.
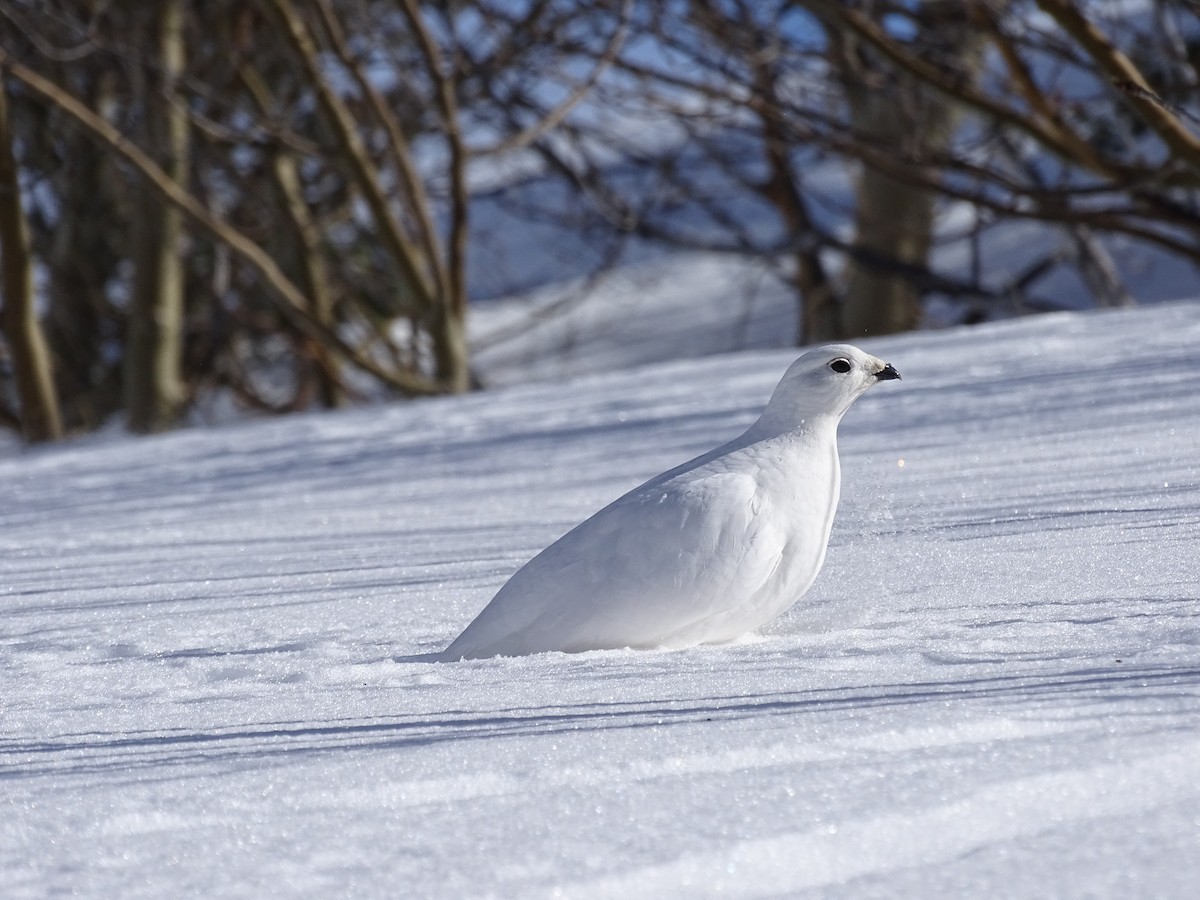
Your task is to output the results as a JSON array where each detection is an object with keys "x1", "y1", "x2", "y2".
[{"x1": 3, "y1": 663, "x2": 1198, "y2": 780}]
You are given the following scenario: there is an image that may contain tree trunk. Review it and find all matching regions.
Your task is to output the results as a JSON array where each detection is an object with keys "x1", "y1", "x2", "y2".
[
  {"x1": 837, "y1": 3, "x2": 989, "y2": 337},
  {"x1": 270, "y1": 145, "x2": 342, "y2": 408},
  {"x1": 236, "y1": 60, "x2": 343, "y2": 408},
  {"x1": 431, "y1": 306, "x2": 470, "y2": 394},
  {"x1": 842, "y1": 154, "x2": 935, "y2": 336},
  {"x1": 37, "y1": 69, "x2": 124, "y2": 433},
  {"x1": 756, "y1": 90, "x2": 839, "y2": 344},
  {"x1": 125, "y1": 0, "x2": 189, "y2": 433},
  {"x1": 0, "y1": 78, "x2": 62, "y2": 442}
]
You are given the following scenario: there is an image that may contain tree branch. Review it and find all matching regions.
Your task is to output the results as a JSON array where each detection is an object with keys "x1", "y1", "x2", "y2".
[
  {"x1": 398, "y1": 0, "x2": 468, "y2": 317},
  {"x1": 0, "y1": 48, "x2": 445, "y2": 396},
  {"x1": 1037, "y1": 0, "x2": 1200, "y2": 175},
  {"x1": 267, "y1": 0, "x2": 440, "y2": 311},
  {"x1": 472, "y1": 0, "x2": 633, "y2": 157},
  {"x1": 800, "y1": 0, "x2": 1127, "y2": 181},
  {"x1": 310, "y1": 0, "x2": 449, "y2": 302}
]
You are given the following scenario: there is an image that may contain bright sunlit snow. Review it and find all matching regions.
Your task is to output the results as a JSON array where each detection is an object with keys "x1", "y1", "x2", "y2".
[{"x1": 3, "y1": 299, "x2": 1200, "y2": 897}]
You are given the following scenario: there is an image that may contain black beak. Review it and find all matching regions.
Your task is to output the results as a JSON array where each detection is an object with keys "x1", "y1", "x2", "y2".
[{"x1": 875, "y1": 363, "x2": 901, "y2": 381}]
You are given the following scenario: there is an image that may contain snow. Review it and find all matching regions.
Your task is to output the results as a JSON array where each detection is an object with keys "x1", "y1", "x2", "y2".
[
  {"x1": 4, "y1": 299, "x2": 1200, "y2": 897},
  {"x1": 470, "y1": 252, "x2": 797, "y2": 386}
]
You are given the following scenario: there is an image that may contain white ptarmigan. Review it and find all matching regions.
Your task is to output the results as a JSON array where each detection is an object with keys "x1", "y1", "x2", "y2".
[{"x1": 443, "y1": 344, "x2": 900, "y2": 660}]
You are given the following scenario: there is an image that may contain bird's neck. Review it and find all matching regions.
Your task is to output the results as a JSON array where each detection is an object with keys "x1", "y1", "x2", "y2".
[{"x1": 744, "y1": 408, "x2": 840, "y2": 444}]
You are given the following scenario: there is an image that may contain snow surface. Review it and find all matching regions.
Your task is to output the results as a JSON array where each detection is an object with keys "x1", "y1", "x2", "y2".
[
  {"x1": 3, "y1": 301, "x2": 1200, "y2": 898},
  {"x1": 471, "y1": 251, "x2": 796, "y2": 386},
  {"x1": 468, "y1": 244, "x2": 1200, "y2": 394}
]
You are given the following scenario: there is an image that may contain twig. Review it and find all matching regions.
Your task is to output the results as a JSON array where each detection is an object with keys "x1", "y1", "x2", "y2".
[{"x1": 1113, "y1": 79, "x2": 1200, "y2": 128}]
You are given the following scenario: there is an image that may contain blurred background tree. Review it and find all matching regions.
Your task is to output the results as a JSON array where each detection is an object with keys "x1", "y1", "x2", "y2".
[
  {"x1": 509, "y1": 0, "x2": 1197, "y2": 342},
  {"x1": 0, "y1": 0, "x2": 628, "y2": 438},
  {"x1": 1, "y1": 0, "x2": 1197, "y2": 442}
]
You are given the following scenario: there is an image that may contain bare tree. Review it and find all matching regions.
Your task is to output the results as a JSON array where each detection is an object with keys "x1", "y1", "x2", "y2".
[
  {"x1": 809, "y1": 0, "x2": 1200, "y2": 302},
  {"x1": 511, "y1": 0, "x2": 1199, "y2": 342},
  {"x1": 0, "y1": 75, "x2": 61, "y2": 441},
  {"x1": 827, "y1": 1, "x2": 994, "y2": 337},
  {"x1": 0, "y1": 0, "x2": 627, "y2": 440},
  {"x1": 125, "y1": 0, "x2": 189, "y2": 432},
  {"x1": 3, "y1": 0, "x2": 1196, "y2": 445}
]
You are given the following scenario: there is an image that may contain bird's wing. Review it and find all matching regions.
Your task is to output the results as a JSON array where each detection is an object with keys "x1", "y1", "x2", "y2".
[{"x1": 446, "y1": 468, "x2": 788, "y2": 657}]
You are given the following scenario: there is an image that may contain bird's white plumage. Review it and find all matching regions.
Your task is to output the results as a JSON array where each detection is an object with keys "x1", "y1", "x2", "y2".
[{"x1": 443, "y1": 344, "x2": 900, "y2": 659}]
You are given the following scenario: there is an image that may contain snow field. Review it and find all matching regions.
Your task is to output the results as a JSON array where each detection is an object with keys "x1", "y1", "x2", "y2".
[{"x1": 3, "y1": 300, "x2": 1200, "y2": 897}]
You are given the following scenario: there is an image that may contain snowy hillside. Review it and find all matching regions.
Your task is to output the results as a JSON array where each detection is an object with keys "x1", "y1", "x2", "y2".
[
  {"x1": 3, "y1": 300, "x2": 1200, "y2": 897},
  {"x1": 467, "y1": 243, "x2": 1200, "y2": 392},
  {"x1": 470, "y1": 252, "x2": 797, "y2": 386}
]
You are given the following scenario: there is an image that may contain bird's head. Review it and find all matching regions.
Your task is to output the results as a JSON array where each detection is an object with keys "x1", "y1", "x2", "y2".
[{"x1": 755, "y1": 343, "x2": 900, "y2": 433}]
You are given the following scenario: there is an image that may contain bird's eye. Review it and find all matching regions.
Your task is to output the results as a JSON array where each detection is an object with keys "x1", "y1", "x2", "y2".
[{"x1": 829, "y1": 358, "x2": 851, "y2": 374}]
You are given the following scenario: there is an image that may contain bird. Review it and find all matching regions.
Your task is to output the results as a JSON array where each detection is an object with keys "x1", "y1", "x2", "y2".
[{"x1": 442, "y1": 344, "x2": 900, "y2": 660}]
